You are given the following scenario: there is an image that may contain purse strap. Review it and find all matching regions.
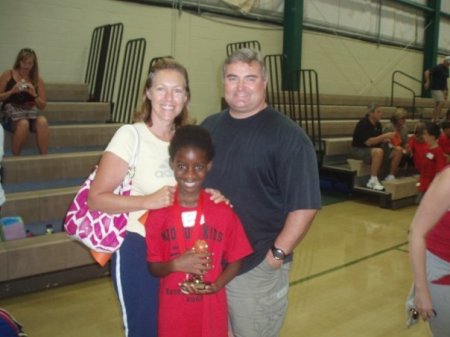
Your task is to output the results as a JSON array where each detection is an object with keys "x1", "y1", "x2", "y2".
[{"x1": 127, "y1": 125, "x2": 140, "y2": 178}]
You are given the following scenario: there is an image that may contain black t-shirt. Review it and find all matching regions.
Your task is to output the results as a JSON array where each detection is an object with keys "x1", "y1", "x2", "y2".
[
  {"x1": 430, "y1": 64, "x2": 449, "y2": 91},
  {"x1": 201, "y1": 107, "x2": 322, "y2": 274},
  {"x1": 352, "y1": 115, "x2": 382, "y2": 148}
]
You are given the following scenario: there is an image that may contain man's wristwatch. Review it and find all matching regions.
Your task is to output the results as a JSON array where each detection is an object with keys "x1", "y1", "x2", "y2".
[{"x1": 271, "y1": 246, "x2": 287, "y2": 260}]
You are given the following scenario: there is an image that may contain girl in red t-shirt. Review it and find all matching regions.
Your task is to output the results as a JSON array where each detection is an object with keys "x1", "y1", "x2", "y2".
[
  {"x1": 145, "y1": 125, "x2": 252, "y2": 337},
  {"x1": 406, "y1": 122, "x2": 428, "y2": 172},
  {"x1": 418, "y1": 123, "x2": 447, "y2": 197}
]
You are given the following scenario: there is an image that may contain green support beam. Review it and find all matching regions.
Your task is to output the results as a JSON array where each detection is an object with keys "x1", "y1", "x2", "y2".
[
  {"x1": 282, "y1": 0, "x2": 303, "y2": 90},
  {"x1": 422, "y1": 0, "x2": 441, "y2": 97}
]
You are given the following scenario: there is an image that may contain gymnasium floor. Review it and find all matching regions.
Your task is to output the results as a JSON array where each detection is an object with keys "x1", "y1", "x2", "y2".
[{"x1": 1, "y1": 196, "x2": 433, "y2": 336}]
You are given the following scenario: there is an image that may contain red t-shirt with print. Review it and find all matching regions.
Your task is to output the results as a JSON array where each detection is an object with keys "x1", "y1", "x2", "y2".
[{"x1": 146, "y1": 191, "x2": 252, "y2": 337}]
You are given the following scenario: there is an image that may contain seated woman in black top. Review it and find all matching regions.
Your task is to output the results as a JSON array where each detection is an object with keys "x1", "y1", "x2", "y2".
[{"x1": 0, "y1": 48, "x2": 49, "y2": 155}]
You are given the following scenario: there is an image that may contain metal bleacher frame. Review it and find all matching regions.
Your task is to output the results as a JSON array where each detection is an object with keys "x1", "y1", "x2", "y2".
[
  {"x1": 226, "y1": 40, "x2": 261, "y2": 56},
  {"x1": 147, "y1": 56, "x2": 173, "y2": 75},
  {"x1": 264, "y1": 54, "x2": 290, "y2": 116},
  {"x1": 390, "y1": 70, "x2": 422, "y2": 119},
  {"x1": 85, "y1": 23, "x2": 123, "y2": 103},
  {"x1": 112, "y1": 38, "x2": 147, "y2": 123},
  {"x1": 264, "y1": 54, "x2": 323, "y2": 165},
  {"x1": 288, "y1": 69, "x2": 323, "y2": 164}
]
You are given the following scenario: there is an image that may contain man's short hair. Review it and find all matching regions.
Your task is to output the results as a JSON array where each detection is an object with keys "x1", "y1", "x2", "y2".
[
  {"x1": 367, "y1": 103, "x2": 381, "y2": 115},
  {"x1": 222, "y1": 48, "x2": 267, "y2": 81}
]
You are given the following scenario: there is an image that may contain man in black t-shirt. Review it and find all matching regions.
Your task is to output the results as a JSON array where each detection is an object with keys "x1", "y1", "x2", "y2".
[
  {"x1": 424, "y1": 56, "x2": 450, "y2": 122},
  {"x1": 202, "y1": 48, "x2": 321, "y2": 337},
  {"x1": 351, "y1": 104, "x2": 401, "y2": 190}
]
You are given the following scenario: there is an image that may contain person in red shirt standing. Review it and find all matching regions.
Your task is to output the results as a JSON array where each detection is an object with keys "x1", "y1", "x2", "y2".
[
  {"x1": 409, "y1": 165, "x2": 450, "y2": 336},
  {"x1": 417, "y1": 123, "x2": 447, "y2": 202},
  {"x1": 406, "y1": 122, "x2": 428, "y2": 172},
  {"x1": 146, "y1": 125, "x2": 252, "y2": 337},
  {"x1": 438, "y1": 121, "x2": 450, "y2": 163}
]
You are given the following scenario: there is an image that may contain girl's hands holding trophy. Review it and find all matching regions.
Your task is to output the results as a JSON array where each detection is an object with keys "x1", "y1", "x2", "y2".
[{"x1": 178, "y1": 240, "x2": 215, "y2": 294}]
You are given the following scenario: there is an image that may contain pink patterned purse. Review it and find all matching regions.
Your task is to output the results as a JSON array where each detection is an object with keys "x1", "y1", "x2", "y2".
[{"x1": 64, "y1": 125, "x2": 140, "y2": 253}]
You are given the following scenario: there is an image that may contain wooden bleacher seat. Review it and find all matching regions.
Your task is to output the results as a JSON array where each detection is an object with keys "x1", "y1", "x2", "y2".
[
  {"x1": 268, "y1": 91, "x2": 445, "y2": 208},
  {"x1": 383, "y1": 176, "x2": 419, "y2": 201},
  {"x1": 304, "y1": 93, "x2": 429, "y2": 208},
  {"x1": 346, "y1": 158, "x2": 371, "y2": 177},
  {"x1": 0, "y1": 233, "x2": 94, "y2": 282},
  {"x1": 1, "y1": 83, "x2": 114, "y2": 297}
]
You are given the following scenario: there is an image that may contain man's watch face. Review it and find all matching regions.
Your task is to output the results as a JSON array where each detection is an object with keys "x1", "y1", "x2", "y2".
[{"x1": 271, "y1": 247, "x2": 286, "y2": 260}]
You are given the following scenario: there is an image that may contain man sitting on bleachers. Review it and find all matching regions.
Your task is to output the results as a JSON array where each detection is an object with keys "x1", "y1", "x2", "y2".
[{"x1": 350, "y1": 104, "x2": 403, "y2": 191}]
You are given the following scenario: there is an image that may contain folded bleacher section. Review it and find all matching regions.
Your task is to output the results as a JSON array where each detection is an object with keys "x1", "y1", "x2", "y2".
[{"x1": 0, "y1": 83, "x2": 121, "y2": 297}]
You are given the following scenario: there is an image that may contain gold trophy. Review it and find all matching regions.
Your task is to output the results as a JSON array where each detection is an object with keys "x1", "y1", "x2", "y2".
[{"x1": 180, "y1": 239, "x2": 211, "y2": 294}]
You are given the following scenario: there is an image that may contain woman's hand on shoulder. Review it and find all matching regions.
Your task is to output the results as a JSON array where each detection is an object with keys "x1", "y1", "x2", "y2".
[{"x1": 144, "y1": 185, "x2": 175, "y2": 210}]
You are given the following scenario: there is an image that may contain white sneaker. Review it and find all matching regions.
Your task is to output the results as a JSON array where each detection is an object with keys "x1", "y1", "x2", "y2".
[
  {"x1": 366, "y1": 179, "x2": 384, "y2": 191},
  {"x1": 384, "y1": 174, "x2": 395, "y2": 181}
]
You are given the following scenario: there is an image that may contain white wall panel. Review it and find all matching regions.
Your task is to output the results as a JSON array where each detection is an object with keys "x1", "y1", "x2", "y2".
[
  {"x1": 439, "y1": 19, "x2": 450, "y2": 54},
  {"x1": 337, "y1": 0, "x2": 378, "y2": 34},
  {"x1": 0, "y1": 0, "x2": 433, "y2": 120},
  {"x1": 443, "y1": 1, "x2": 450, "y2": 12}
]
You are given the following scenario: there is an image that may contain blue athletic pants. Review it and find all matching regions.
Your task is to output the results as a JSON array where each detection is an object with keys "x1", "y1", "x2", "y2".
[{"x1": 111, "y1": 231, "x2": 159, "y2": 337}]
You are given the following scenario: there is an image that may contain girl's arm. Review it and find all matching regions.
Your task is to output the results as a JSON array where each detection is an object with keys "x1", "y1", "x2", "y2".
[
  {"x1": 409, "y1": 167, "x2": 450, "y2": 320},
  {"x1": 207, "y1": 260, "x2": 242, "y2": 292}
]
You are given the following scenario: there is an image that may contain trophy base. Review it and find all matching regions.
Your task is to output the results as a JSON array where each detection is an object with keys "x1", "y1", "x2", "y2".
[{"x1": 180, "y1": 279, "x2": 211, "y2": 294}]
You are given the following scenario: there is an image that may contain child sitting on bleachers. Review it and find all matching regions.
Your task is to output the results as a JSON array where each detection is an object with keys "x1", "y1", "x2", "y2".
[
  {"x1": 438, "y1": 121, "x2": 450, "y2": 163},
  {"x1": 417, "y1": 123, "x2": 447, "y2": 202}
]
